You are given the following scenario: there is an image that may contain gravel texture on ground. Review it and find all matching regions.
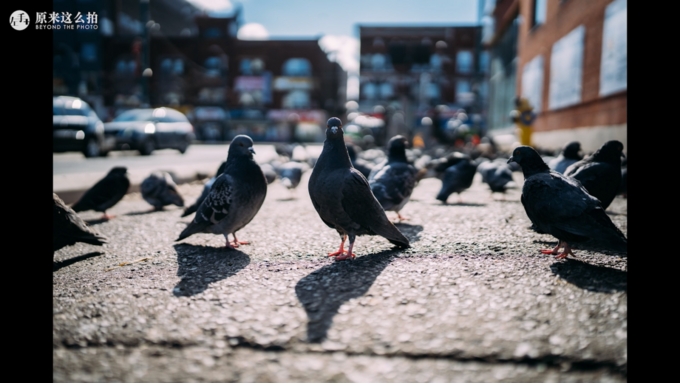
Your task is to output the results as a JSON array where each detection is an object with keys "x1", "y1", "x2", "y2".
[{"x1": 54, "y1": 172, "x2": 627, "y2": 382}]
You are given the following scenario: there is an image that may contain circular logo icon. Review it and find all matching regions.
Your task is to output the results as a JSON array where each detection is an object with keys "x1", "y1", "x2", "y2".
[{"x1": 10, "y1": 10, "x2": 30, "y2": 31}]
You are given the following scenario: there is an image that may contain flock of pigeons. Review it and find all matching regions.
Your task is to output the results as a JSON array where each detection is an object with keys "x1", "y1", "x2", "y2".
[{"x1": 54, "y1": 117, "x2": 627, "y2": 263}]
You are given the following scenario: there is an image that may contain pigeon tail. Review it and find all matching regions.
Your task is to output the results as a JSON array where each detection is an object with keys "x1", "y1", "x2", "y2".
[
  {"x1": 180, "y1": 204, "x2": 198, "y2": 218},
  {"x1": 176, "y1": 221, "x2": 208, "y2": 242},
  {"x1": 374, "y1": 222, "x2": 410, "y2": 248}
]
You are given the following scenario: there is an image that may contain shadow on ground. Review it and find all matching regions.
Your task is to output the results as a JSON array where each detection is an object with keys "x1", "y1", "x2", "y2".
[
  {"x1": 394, "y1": 223, "x2": 424, "y2": 244},
  {"x1": 84, "y1": 218, "x2": 110, "y2": 226},
  {"x1": 53, "y1": 252, "x2": 104, "y2": 272},
  {"x1": 550, "y1": 259, "x2": 627, "y2": 293},
  {"x1": 295, "y1": 248, "x2": 398, "y2": 343},
  {"x1": 172, "y1": 244, "x2": 250, "y2": 297}
]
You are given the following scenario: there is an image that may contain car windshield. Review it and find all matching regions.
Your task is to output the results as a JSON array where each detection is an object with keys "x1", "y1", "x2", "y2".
[{"x1": 113, "y1": 109, "x2": 155, "y2": 122}]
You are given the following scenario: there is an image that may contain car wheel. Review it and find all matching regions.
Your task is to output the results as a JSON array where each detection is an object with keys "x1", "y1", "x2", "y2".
[
  {"x1": 139, "y1": 138, "x2": 155, "y2": 156},
  {"x1": 178, "y1": 138, "x2": 189, "y2": 154},
  {"x1": 83, "y1": 138, "x2": 101, "y2": 158}
]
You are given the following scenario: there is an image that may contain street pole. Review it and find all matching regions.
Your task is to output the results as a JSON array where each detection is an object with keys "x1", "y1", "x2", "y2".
[{"x1": 140, "y1": 0, "x2": 150, "y2": 107}]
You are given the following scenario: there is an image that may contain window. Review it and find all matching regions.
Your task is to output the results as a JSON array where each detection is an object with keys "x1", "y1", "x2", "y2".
[
  {"x1": 282, "y1": 90, "x2": 310, "y2": 109},
  {"x1": 479, "y1": 51, "x2": 490, "y2": 73},
  {"x1": 115, "y1": 58, "x2": 135, "y2": 74},
  {"x1": 456, "y1": 50, "x2": 473, "y2": 73},
  {"x1": 521, "y1": 55, "x2": 544, "y2": 113},
  {"x1": 362, "y1": 83, "x2": 377, "y2": 100},
  {"x1": 371, "y1": 54, "x2": 387, "y2": 70},
  {"x1": 599, "y1": 0, "x2": 626, "y2": 96},
  {"x1": 282, "y1": 58, "x2": 311, "y2": 77},
  {"x1": 456, "y1": 80, "x2": 471, "y2": 95},
  {"x1": 240, "y1": 58, "x2": 265, "y2": 75},
  {"x1": 205, "y1": 56, "x2": 223, "y2": 77},
  {"x1": 549, "y1": 25, "x2": 585, "y2": 109},
  {"x1": 379, "y1": 83, "x2": 394, "y2": 99},
  {"x1": 532, "y1": 0, "x2": 547, "y2": 27},
  {"x1": 81, "y1": 43, "x2": 97, "y2": 62}
]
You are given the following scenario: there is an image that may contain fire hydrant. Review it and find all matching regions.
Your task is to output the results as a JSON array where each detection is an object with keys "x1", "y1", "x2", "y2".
[{"x1": 509, "y1": 96, "x2": 536, "y2": 146}]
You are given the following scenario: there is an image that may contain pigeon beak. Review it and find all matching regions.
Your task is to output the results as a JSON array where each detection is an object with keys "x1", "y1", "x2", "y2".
[
  {"x1": 331, "y1": 127, "x2": 338, "y2": 134},
  {"x1": 248, "y1": 147, "x2": 256, "y2": 155},
  {"x1": 507, "y1": 157, "x2": 515, "y2": 164}
]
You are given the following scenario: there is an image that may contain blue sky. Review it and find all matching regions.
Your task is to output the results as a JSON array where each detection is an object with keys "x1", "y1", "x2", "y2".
[
  {"x1": 189, "y1": 0, "x2": 480, "y2": 38},
  {"x1": 187, "y1": 0, "x2": 481, "y2": 99}
]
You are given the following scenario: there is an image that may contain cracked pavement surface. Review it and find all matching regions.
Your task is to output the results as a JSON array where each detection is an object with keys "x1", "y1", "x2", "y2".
[{"x1": 54, "y1": 171, "x2": 627, "y2": 382}]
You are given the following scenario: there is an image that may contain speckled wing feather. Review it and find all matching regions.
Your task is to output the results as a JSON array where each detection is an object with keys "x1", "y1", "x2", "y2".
[
  {"x1": 177, "y1": 174, "x2": 233, "y2": 240},
  {"x1": 53, "y1": 193, "x2": 108, "y2": 251}
]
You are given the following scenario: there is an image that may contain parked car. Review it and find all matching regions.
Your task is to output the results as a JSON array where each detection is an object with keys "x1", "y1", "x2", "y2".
[
  {"x1": 53, "y1": 96, "x2": 115, "y2": 157},
  {"x1": 104, "y1": 107, "x2": 195, "y2": 155}
]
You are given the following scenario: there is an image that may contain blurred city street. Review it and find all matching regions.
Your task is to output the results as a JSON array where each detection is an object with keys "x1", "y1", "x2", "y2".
[{"x1": 53, "y1": 172, "x2": 627, "y2": 382}]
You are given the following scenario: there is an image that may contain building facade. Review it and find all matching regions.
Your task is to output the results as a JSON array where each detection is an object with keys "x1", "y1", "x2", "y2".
[
  {"x1": 358, "y1": 25, "x2": 488, "y2": 146},
  {"x1": 483, "y1": 0, "x2": 627, "y2": 152},
  {"x1": 53, "y1": 0, "x2": 346, "y2": 142}
]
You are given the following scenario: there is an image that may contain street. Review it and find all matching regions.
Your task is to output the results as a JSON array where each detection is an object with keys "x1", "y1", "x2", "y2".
[{"x1": 53, "y1": 169, "x2": 628, "y2": 382}]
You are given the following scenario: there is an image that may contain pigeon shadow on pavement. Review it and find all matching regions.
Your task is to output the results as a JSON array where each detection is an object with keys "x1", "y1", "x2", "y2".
[
  {"x1": 550, "y1": 259, "x2": 627, "y2": 293},
  {"x1": 393, "y1": 223, "x2": 424, "y2": 243},
  {"x1": 53, "y1": 252, "x2": 104, "y2": 272},
  {"x1": 172, "y1": 244, "x2": 250, "y2": 297},
  {"x1": 295, "y1": 248, "x2": 399, "y2": 343}
]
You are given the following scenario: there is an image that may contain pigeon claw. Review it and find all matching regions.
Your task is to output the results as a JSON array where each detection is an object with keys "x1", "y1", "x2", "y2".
[
  {"x1": 540, "y1": 249, "x2": 559, "y2": 254},
  {"x1": 554, "y1": 245, "x2": 576, "y2": 259},
  {"x1": 100, "y1": 213, "x2": 116, "y2": 220},
  {"x1": 328, "y1": 249, "x2": 348, "y2": 257},
  {"x1": 540, "y1": 242, "x2": 562, "y2": 255},
  {"x1": 334, "y1": 252, "x2": 355, "y2": 261}
]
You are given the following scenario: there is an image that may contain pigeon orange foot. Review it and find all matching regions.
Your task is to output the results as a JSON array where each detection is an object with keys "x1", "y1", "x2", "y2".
[
  {"x1": 540, "y1": 242, "x2": 563, "y2": 255},
  {"x1": 100, "y1": 212, "x2": 116, "y2": 220},
  {"x1": 328, "y1": 236, "x2": 348, "y2": 257},
  {"x1": 229, "y1": 234, "x2": 250, "y2": 248},
  {"x1": 334, "y1": 241, "x2": 356, "y2": 261},
  {"x1": 554, "y1": 244, "x2": 577, "y2": 259}
]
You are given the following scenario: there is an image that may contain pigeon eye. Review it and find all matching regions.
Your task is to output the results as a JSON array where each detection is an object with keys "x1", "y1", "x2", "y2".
[{"x1": 240, "y1": 143, "x2": 243, "y2": 147}]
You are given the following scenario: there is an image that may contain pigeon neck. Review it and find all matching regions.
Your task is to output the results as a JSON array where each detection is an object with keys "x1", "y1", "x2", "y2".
[
  {"x1": 521, "y1": 161, "x2": 550, "y2": 178},
  {"x1": 318, "y1": 138, "x2": 352, "y2": 170},
  {"x1": 590, "y1": 149, "x2": 620, "y2": 166},
  {"x1": 388, "y1": 148, "x2": 407, "y2": 163}
]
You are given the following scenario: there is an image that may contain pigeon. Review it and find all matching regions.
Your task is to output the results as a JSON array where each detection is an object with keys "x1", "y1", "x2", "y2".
[
  {"x1": 564, "y1": 140, "x2": 624, "y2": 210},
  {"x1": 181, "y1": 162, "x2": 227, "y2": 218},
  {"x1": 308, "y1": 117, "x2": 410, "y2": 260},
  {"x1": 477, "y1": 159, "x2": 516, "y2": 200},
  {"x1": 508, "y1": 146, "x2": 627, "y2": 258},
  {"x1": 436, "y1": 157, "x2": 478, "y2": 203},
  {"x1": 368, "y1": 135, "x2": 418, "y2": 222},
  {"x1": 176, "y1": 135, "x2": 267, "y2": 248},
  {"x1": 141, "y1": 171, "x2": 184, "y2": 211},
  {"x1": 346, "y1": 143, "x2": 373, "y2": 179},
  {"x1": 71, "y1": 167, "x2": 130, "y2": 219},
  {"x1": 279, "y1": 161, "x2": 308, "y2": 191},
  {"x1": 260, "y1": 163, "x2": 277, "y2": 185},
  {"x1": 420, "y1": 151, "x2": 470, "y2": 180},
  {"x1": 53, "y1": 193, "x2": 108, "y2": 253},
  {"x1": 548, "y1": 141, "x2": 583, "y2": 174}
]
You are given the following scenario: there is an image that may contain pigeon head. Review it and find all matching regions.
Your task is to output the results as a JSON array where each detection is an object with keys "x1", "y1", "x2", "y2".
[
  {"x1": 387, "y1": 135, "x2": 409, "y2": 162},
  {"x1": 562, "y1": 141, "x2": 583, "y2": 160},
  {"x1": 592, "y1": 140, "x2": 625, "y2": 163},
  {"x1": 507, "y1": 146, "x2": 549, "y2": 177},
  {"x1": 229, "y1": 135, "x2": 256, "y2": 158},
  {"x1": 166, "y1": 186, "x2": 185, "y2": 207},
  {"x1": 108, "y1": 167, "x2": 128, "y2": 176},
  {"x1": 326, "y1": 117, "x2": 343, "y2": 139}
]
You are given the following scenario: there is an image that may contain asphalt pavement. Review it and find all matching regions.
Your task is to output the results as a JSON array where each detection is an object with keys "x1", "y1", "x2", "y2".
[{"x1": 53, "y1": 169, "x2": 628, "y2": 382}]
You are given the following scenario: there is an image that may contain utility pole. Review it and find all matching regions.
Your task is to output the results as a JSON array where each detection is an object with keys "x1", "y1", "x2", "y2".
[{"x1": 140, "y1": 0, "x2": 151, "y2": 107}]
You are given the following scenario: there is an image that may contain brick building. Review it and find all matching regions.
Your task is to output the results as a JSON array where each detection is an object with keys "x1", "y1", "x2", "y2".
[
  {"x1": 358, "y1": 25, "x2": 488, "y2": 145},
  {"x1": 483, "y1": 0, "x2": 627, "y2": 152}
]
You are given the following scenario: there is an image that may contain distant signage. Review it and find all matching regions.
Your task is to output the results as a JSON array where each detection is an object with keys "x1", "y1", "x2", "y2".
[
  {"x1": 522, "y1": 55, "x2": 544, "y2": 113},
  {"x1": 273, "y1": 77, "x2": 313, "y2": 91},
  {"x1": 600, "y1": 0, "x2": 627, "y2": 96},
  {"x1": 194, "y1": 107, "x2": 227, "y2": 121},
  {"x1": 549, "y1": 25, "x2": 584, "y2": 110},
  {"x1": 266, "y1": 109, "x2": 326, "y2": 123},
  {"x1": 235, "y1": 76, "x2": 267, "y2": 91}
]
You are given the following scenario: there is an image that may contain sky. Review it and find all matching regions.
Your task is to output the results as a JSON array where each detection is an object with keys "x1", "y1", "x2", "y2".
[{"x1": 186, "y1": 0, "x2": 481, "y2": 99}]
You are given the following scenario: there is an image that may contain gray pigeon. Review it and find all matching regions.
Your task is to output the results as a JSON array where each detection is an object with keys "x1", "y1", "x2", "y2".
[
  {"x1": 508, "y1": 146, "x2": 627, "y2": 258},
  {"x1": 308, "y1": 118, "x2": 410, "y2": 260},
  {"x1": 369, "y1": 136, "x2": 418, "y2": 222},
  {"x1": 54, "y1": 193, "x2": 108, "y2": 253},
  {"x1": 436, "y1": 157, "x2": 478, "y2": 203},
  {"x1": 260, "y1": 163, "x2": 277, "y2": 185},
  {"x1": 141, "y1": 171, "x2": 184, "y2": 211},
  {"x1": 71, "y1": 167, "x2": 130, "y2": 220},
  {"x1": 279, "y1": 161, "x2": 308, "y2": 190},
  {"x1": 477, "y1": 159, "x2": 516, "y2": 200},
  {"x1": 176, "y1": 135, "x2": 267, "y2": 248},
  {"x1": 181, "y1": 161, "x2": 227, "y2": 218},
  {"x1": 564, "y1": 140, "x2": 624, "y2": 210},
  {"x1": 548, "y1": 141, "x2": 583, "y2": 174}
]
